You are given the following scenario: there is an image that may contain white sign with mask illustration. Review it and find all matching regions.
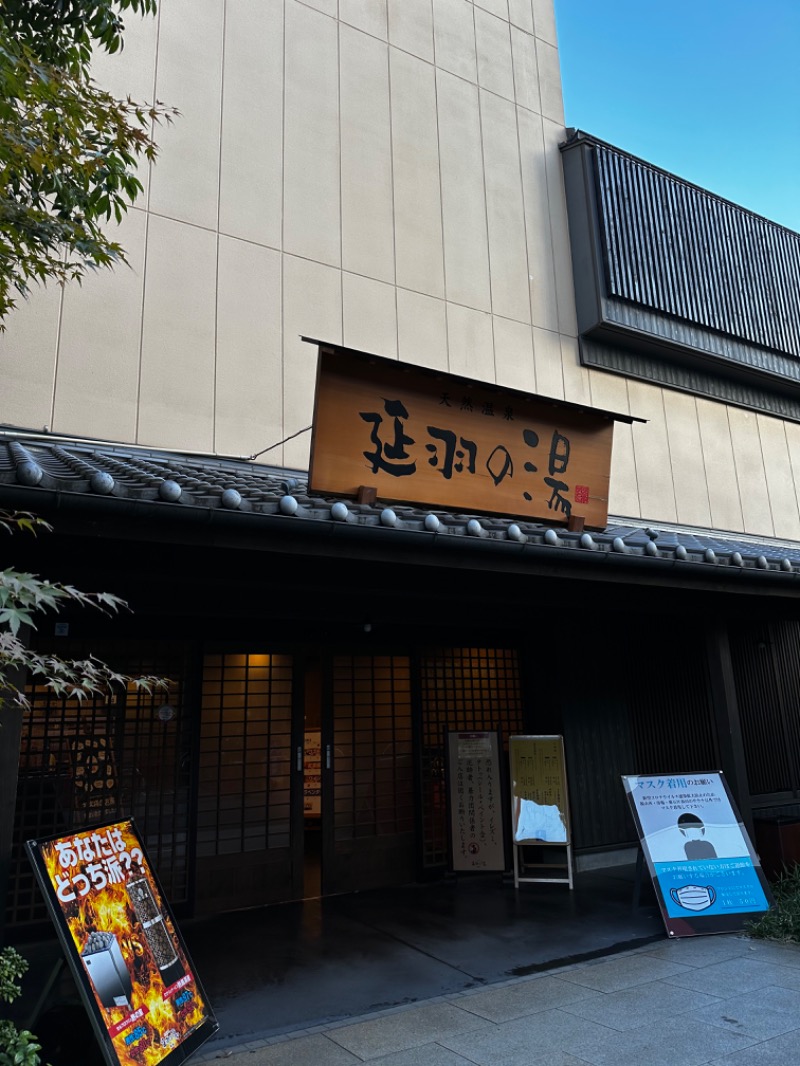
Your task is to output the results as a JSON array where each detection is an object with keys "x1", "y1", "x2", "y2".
[{"x1": 622, "y1": 772, "x2": 773, "y2": 937}]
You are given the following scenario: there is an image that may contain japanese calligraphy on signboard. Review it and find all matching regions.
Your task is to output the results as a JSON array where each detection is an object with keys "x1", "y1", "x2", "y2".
[
  {"x1": 509, "y1": 736, "x2": 570, "y2": 845},
  {"x1": 622, "y1": 773, "x2": 773, "y2": 938},
  {"x1": 446, "y1": 731, "x2": 506, "y2": 873},
  {"x1": 509, "y1": 735, "x2": 573, "y2": 888},
  {"x1": 27, "y1": 819, "x2": 217, "y2": 1066},
  {"x1": 307, "y1": 343, "x2": 631, "y2": 528}
]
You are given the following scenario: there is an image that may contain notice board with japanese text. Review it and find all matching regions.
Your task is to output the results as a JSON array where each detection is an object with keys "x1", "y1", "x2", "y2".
[
  {"x1": 446, "y1": 731, "x2": 506, "y2": 872},
  {"x1": 307, "y1": 343, "x2": 628, "y2": 528},
  {"x1": 27, "y1": 819, "x2": 217, "y2": 1066},
  {"x1": 622, "y1": 773, "x2": 773, "y2": 937},
  {"x1": 509, "y1": 736, "x2": 570, "y2": 845}
]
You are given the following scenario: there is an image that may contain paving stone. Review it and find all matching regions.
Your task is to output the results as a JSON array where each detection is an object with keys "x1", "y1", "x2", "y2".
[
  {"x1": 560, "y1": 978, "x2": 721, "y2": 1031},
  {"x1": 365, "y1": 1045, "x2": 476, "y2": 1066},
  {"x1": 219, "y1": 1033, "x2": 360, "y2": 1065},
  {"x1": 440, "y1": 1007, "x2": 616, "y2": 1065},
  {"x1": 555, "y1": 952, "x2": 693, "y2": 992},
  {"x1": 706, "y1": 1027, "x2": 800, "y2": 1065},
  {"x1": 326, "y1": 1003, "x2": 489, "y2": 1060},
  {"x1": 665, "y1": 957, "x2": 800, "y2": 997},
  {"x1": 686, "y1": 984, "x2": 800, "y2": 1041},
  {"x1": 573, "y1": 1015, "x2": 757, "y2": 1066},
  {"x1": 744, "y1": 939, "x2": 800, "y2": 970},
  {"x1": 640, "y1": 934, "x2": 753, "y2": 968},
  {"x1": 458, "y1": 974, "x2": 604, "y2": 1022}
]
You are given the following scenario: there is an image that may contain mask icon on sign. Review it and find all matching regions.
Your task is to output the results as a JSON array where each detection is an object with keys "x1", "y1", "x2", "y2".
[{"x1": 670, "y1": 884, "x2": 716, "y2": 912}]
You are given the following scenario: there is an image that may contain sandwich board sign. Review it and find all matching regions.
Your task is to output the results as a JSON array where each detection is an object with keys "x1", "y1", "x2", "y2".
[
  {"x1": 27, "y1": 818, "x2": 217, "y2": 1066},
  {"x1": 509, "y1": 735, "x2": 573, "y2": 887},
  {"x1": 622, "y1": 772, "x2": 773, "y2": 937}
]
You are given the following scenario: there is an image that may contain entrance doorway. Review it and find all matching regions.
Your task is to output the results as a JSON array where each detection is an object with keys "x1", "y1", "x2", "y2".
[
  {"x1": 196, "y1": 650, "x2": 416, "y2": 912},
  {"x1": 299, "y1": 654, "x2": 416, "y2": 898}
]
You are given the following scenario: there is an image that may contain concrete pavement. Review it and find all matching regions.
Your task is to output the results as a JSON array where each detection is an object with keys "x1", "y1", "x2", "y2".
[{"x1": 194, "y1": 934, "x2": 800, "y2": 1066}]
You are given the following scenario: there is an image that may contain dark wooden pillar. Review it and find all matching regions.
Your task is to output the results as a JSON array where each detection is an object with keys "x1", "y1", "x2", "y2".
[
  {"x1": 0, "y1": 648, "x2": 28, "y2": 939},
  {"x1": 706, "y1": 620, "x2": 752, "y2": 835}
]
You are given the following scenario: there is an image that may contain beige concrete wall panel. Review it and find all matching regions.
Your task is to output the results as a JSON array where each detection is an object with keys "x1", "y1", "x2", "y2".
[
  {"x1": 446, "y1": 303, "x2": 495, "y2": 380},
  {"x1": 437, "y1": 71, "x2": 491, "y2": 310},
  {"x1": 532, "y1": 0, "x2": 558, "y2": 45},
  {"x1": 92, "y1": 10, "x2": 158, "y2": 203},
  {"x1": 54, "y1": 210, "x2": 147, "y2": 444},
  {"x1": 343, "y1": 273, "x2": 398, "y2": 357},
  {"x1": 480, "y1": 92, "x2": 530, "y2": 323},
  {"x1": 626, "y1": 381, "x2": 677, "y2": 523},
  {"x1": 340, "y1": 26, "x2": 395, "y2": 282},
  {"x1": 663, "y1": 390, "x2": 712, "y2": 527},
  {"x1": 475, "y1": 9, "x2": 514, "y2": 102},
  {"x1": 388, "y1": 0, "x2": 434, "y2": 61},
  {"x1": 758, "y1": 414, "x2": 800, "y2": 540},
  {"x1": 493, "y1": 317, "x2": 535, "y2": 393},
  {"x1": 219, "y1": 0, "x2": 283, "y2": 248},
  {"x1": 474, "y1": 0, "x2": 509, "y2": 20},
  {"x1": 508, "y1": 0, "x2": 533, "y2": 33},
  {"x1": 341, "y1": 0, "x2": 388, "y2": 38},
  {"x1": 282, "y1": 256, "x2": 342, "y2": 468},
  {"x1": 534, "y1": 37, "x2": 563, "y2": 124},
  {"x1": 694, "y1": 399, "x2": 744, "y2": 533},
  {"x1": 589, "y1": 371, "x2": 640, "y2": 517},
  {"x1": 783, "y1": 423, "x2": 800, "y2": 536},
  {"x1": 560, "y1": 334, "x2": 591, "y2": 406},
  {"x1": 215, "y1": 238, "x2": 282, "y2": 459},
  {"x1": 284, "y1": 2, "x2": 341, "y2": 266},
  {"x1": 148, "y1": 0, "x2": 223, "y2": 230},
  {"x1": 542, "y1": 118, "x2": 577, "y2": 336},
  {"x1": 138, "y1": 216, "x2": 217, "y2": 451},
  {"x1": 531, "y1": 326, "x2": 563, "y2": 399},
  {"x1": 726, "y1": 408, "x2": 774, "y2": 535},
  {"x1": 390, "y1": 51, "x2": 445, "y2": 298},
  {"x1": 0, "y1": 287, "x2": 61, "y2": 432},
  {"x1": 92, "y1": 9, "x2": 159, "y2": 101},
  {"x1": 396, "y1": 290, "x2": 448, "y2": 370},
  {"x1": 517, "y1": 110, "x2": 558, "y2": 332},
  {"x1": 511, "y1": 25, "x2": 541, "y2": 113},
  {"x1": 432, "y1": 0, "x2": 477, "y2": 82},
  {"x1": 607, "y1": 421, "x2": 641, "y2": 519},
  {"x1": 588, "y1": 366, "x2": 631, "y2": 416},
  {"x1": 300, "y1": 0, "x2": 338, "y2": 15}
]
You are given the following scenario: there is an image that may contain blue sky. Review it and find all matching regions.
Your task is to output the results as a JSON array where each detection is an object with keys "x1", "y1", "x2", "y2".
[{"x1": 554, "y1": 0, "x2": 800, "y2": 233}]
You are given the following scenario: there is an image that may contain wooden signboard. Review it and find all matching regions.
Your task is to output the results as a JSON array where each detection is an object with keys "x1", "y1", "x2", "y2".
[
  {"x1": 622, "y1": 772, "x2": 773, "y2": 937},
  {"x1": 307, "y1": 342, "x2": 631, "y2": 528},
  {"x1": 509, "y1": 735, "x2": 573, "y2": 887},
  {"x1": 446, "y1": 731, "x2": 506, "y2": 873}
]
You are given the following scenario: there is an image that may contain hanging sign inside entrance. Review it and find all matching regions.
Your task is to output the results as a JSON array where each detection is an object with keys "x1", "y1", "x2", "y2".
[
  {"x1": 446, "y1": 731, "x2": 506, "y2": 872},
  {"x1": 306, "y1": 341, "x2": 637, "y2": 528},
  {"x1": 303, "y1": 730, "x2": 322, "y2": 817},
  {"x1": 27, "y1": 819, "x2": 218, "y2": 1066},
  {"x1": 622, "y1": 772, "x2": 774, "y2": 937},
  {"x1": 509, "y1": 736, "x2": 573, "y2": 887}
]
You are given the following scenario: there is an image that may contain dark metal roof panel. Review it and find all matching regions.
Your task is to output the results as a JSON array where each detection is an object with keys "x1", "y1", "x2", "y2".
[{"x1": 573, "y1": 134, "x2": 800, "y2": 359}]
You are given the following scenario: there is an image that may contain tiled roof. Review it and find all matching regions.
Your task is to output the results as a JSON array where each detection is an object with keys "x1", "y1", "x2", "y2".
[{"x1": 2, "y1": 432, "x2": 800, "y2": 583}]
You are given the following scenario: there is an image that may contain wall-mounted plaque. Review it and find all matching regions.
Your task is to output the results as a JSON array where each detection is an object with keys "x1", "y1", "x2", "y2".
[{"x1": 307, "y1": 342, "x2": 636, "y2": 528}]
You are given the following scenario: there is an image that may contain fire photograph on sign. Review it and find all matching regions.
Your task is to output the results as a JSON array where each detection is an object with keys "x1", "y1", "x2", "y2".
[{"x1": 27, "y1": 820, "x2": 216, "y2": 1066}]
